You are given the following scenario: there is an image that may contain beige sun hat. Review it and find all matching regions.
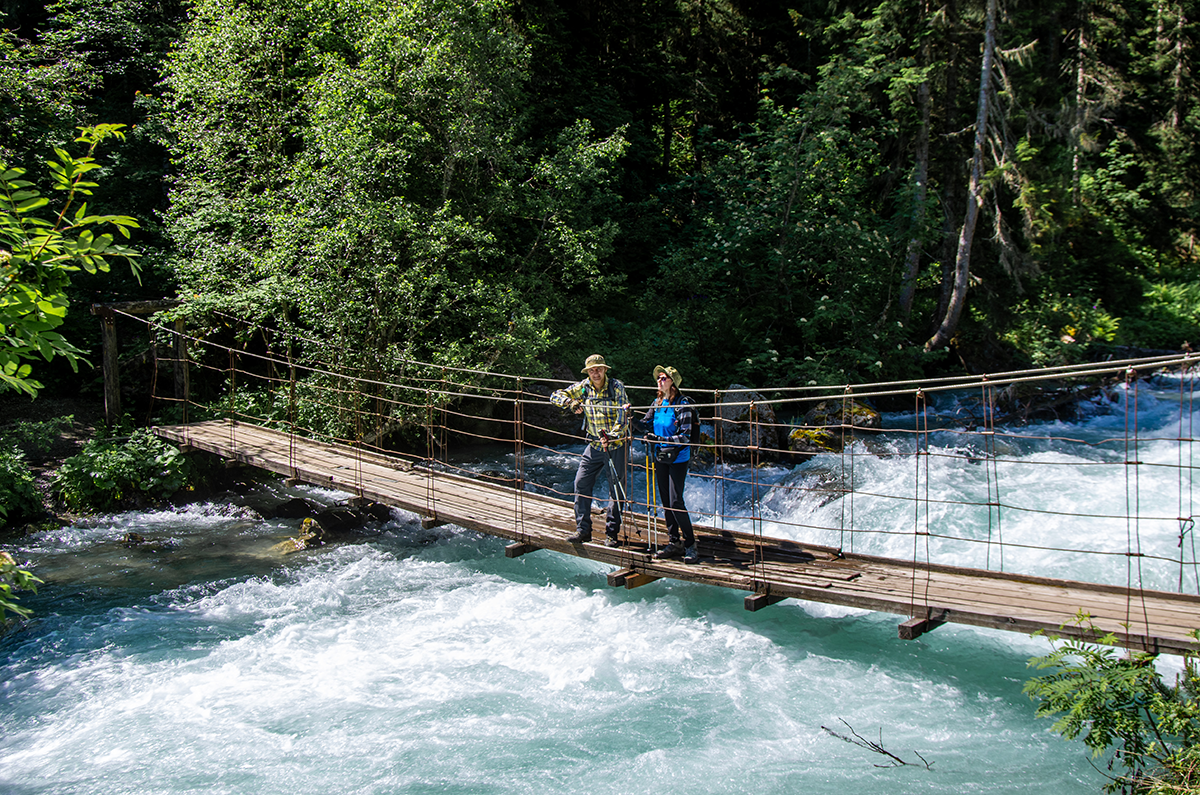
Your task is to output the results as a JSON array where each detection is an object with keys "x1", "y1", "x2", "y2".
[
  {"x1": 581, "y1": 354, "x2": 610, "y2": 373},
  {"x1": 652, "y1": 365, "x2": 682, "y2": 389}
]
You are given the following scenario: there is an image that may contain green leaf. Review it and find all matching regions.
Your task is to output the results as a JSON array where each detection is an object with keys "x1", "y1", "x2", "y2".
[{"x1": 14, "y1": 196, "x2": 49, "y2": 213}]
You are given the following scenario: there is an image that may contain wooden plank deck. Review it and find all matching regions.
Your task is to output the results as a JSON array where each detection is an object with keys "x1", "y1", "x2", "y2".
[{"x1": 154, "y1": 419, "x2": 1200, "y2": 655}]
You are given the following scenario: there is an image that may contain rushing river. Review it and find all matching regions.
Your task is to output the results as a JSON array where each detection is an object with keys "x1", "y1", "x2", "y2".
[{"x1": 2, "y1": 375, "x2": 1197, "y2": 794}]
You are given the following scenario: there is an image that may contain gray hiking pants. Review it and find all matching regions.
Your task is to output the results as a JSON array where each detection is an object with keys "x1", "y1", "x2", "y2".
[{"x1": 573, "y1": 443, "x2": 627, "y2": 538}]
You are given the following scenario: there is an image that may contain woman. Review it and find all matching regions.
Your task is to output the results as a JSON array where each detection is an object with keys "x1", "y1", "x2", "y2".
[{"x1": 641, "y1": 365, "x2": 697, "y2": 562}]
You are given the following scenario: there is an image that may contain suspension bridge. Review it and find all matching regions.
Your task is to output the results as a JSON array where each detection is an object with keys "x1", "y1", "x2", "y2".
[{"x1": 97, "y1": 303, "x2": 1200, "y2": 655}]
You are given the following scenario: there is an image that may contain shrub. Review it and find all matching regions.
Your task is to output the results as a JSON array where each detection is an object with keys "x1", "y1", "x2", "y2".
[
  {"x1": 0, "y1": 415, "x2": 74, "y2": 459},
  {"x1": 1025, "y1": 621, "x2": 1200, "y2": 793},
  {"x1": 54, "y1": 428, "x2": 194, "y2": 512},
  {"x1": 0, "y1": 446, "x2": 41, "y2": 526},
  {"x1": 1002, "y1": 295, "x2": 1121, "y2": 367},
  {"x1": 0, "y1": 550, "x2": 41, "y2": 621}
]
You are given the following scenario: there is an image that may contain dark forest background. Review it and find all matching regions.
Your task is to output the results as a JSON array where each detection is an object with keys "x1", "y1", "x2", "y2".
[{"x1": 3, "y1": 0, "x2": 1198, "y2": 396}]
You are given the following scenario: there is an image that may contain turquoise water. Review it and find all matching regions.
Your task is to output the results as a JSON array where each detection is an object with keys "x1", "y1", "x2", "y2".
[{"x1": 2, "y1": 378, "x2": 1195, "y2": 794}]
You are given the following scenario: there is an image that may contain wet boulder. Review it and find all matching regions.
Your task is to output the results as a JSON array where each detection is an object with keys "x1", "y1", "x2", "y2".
[
  {"x1": 269, "y1": 497, "x2": 321, "y2": 519},
  {"x1": 716, "y1": 385, "x2": 783, "y2": 463},
  {"x1": 271, "y1": 518, "x2": 323, "y2": 554},
  {"x1": 313, "y1": 506, "x2": 366, "y2": 537},
  {"x1": 787, "y1": 399, "x2": 881, "y2": 461},
  {"x1": 803, "y1": 399, "x2": 881, "y2": 430},
  {"x1": 786, "y1": 427, "x2": 840, "y2": 461}
]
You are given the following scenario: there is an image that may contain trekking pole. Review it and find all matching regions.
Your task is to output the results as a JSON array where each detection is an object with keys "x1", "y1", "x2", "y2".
[
  {"x1": 647, "y1": 443, "x2": 659, "y2": 554},
  {"x1": 599, "y1": 406, "x2": 628, "y2": 542}
]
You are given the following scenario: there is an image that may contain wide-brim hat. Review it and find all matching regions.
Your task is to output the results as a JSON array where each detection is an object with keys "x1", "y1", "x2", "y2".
[
  {"x1": 581, "y1": 354, "x2": 610, "y2": 373},
  {"x1": 653, "y1": 365, "x2": 682, "y2": 389}
]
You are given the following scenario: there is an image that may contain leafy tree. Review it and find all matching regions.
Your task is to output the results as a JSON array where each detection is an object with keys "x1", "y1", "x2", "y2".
[
  {"x1": 0, "y1": 123, "x2": 140, "y2": 396},
  {"x1": 0, "y1": 23, "x2": 97, "y2": 166},
  {"x1": 1026, "y1": 623, "x2": 1200, "y2": 793},
  {"x1": 163, "y1": 0, "x2": 627, "y2": 393},
  {"x1": 0, "y1": 550, "x2": 41, "y2": 622}
]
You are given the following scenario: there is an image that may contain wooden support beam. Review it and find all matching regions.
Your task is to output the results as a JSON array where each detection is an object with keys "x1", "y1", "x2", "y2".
[
  {"x1": 623, "y1": 572, "x2": 659, "y2": 589},
  {"x1": 607, "y1": 568, "x2": 634, "y2": 587},
  {"x1": 899, "y1": 609, "x2": 949, "y2": 640},
  {"x1": 505, "y1": 542, "x2": 538, "y2": 558},
  {"x1": 421, "y1": 517, "x2": 448, "y2": 530},
  {"x1": 745, "y1": 593, "x2": 787, "y2": 612},
  {"x1": 92, "y1": 299, "x2": 180, "y2": 315}
]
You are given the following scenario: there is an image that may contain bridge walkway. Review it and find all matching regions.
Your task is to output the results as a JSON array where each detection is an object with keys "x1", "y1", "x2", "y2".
[{"x1": 154, "y1": 419, "x2": 1200, "y2": 656}]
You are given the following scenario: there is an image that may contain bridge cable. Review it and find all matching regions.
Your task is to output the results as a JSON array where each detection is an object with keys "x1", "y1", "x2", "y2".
[
  {"x1": 228, "y1": 347, "x2": 238, "y2": 453},
  {"x1": 982, "y1": 377, "x2": 1004, "y2": 572},
  {"x1": 515, "y1": 378, "x2": 526, "y2": 545},
  {"x1": 910, "y1": 388, "x2": 932, "y2": 618},
  {"x1": 288, "y1": 345, "x2": 298, "y2": 480},
  {"x1": 714, "y1": 389, "x2": 725, "y2": 532},
  {"x1": 1123, "y1": 368, "x2": 1152, "y2": 649},
  {"x1": 1178, "y1": 363, "x2": 1198, "y2": 594},
  {"x1": 838, "y1": 388, "x2": 849, "y2": 554},
  {"x1": 425, "y1": 387, "x2": 435, "y2": 520},
  {"x1": 751, "y1": 401, "x2": 765, "y2": 590}
]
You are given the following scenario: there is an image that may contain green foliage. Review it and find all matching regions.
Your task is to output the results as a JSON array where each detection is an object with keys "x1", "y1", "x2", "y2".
[
  {"x1": 1001, "y1": 295, "x2": 1121, "y2": 367},
  {"x1": 0, "y1": 26, "x2": 98, "y2": 165},
  {"x1": 643, "y1": 79, "x2": 911, "y2": 387},
  {"x1": 0, "y1": 446, "x2": 41, "y2": 526},
  {"x1": 0, "y1": 550, "x2": 41, "y2": 622},
  {"x1": 1118, "y1": 282, "x2": 1200, "y2": 350},
  {"x1": 163, "y1": 0, "x2": 626, "y2": 386},
  {"x1": 0, "y1": 124, "x2": 140, "y2": 396},
  {"x1": 0, "y1": 0, "x2": 1196, "y2": 398},
  {"x1": 1025, "y1": 621, "x2": 1200, "y2": 793},
  {"x1": 0, "y1": 415, "x2": 74, "y2": 458},
  {"x1": 54, "y1": 428, "x2": 193, "y2": 512}
]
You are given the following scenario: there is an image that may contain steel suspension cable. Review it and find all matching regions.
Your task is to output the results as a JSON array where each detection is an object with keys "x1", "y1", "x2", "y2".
[
  {"x1": 910, "y1": 389, "x2": 932, "y2": 617},
  {"x1": 751, "y1": 402, "x2": 765, "y2": 588},
  {"x1": 1123, "y1": 368, "x2": 1152, "y2": 646},
  {"x1": 1179, "y1": 365, "x2": 1199, "y2": 593},
  {"x1": 983, "y1": 378, "x2": 1004, "y2": 571}
]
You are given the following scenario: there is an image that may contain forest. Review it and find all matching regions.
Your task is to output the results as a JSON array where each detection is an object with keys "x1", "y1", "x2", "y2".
[{"x1": 2, "y1": 0, "x2": 1198, "y2": 398}]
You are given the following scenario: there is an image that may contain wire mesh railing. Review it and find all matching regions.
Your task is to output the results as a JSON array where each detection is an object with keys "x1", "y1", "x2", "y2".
[{"x1": 124, "y1": 308, "x2": 1200, "y2": 600}]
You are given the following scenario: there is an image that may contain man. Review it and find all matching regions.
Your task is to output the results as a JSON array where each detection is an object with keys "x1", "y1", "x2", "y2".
[{"x1": 550, "y1": 354, "x2": 631, "y2": 546}]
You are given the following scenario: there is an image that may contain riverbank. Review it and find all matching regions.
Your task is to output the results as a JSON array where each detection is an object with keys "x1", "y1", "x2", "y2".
[{"x1": 0, "y1": 397, "x2": 105, "y2": 530}]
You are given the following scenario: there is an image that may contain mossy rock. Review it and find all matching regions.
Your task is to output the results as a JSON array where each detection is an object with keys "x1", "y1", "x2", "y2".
[
  {"x1": 802, "y1": 399, "x2": 881, "y2": 429},
  {"x1": 787, "y1": 427, "x2": 840, "y2": 461}
]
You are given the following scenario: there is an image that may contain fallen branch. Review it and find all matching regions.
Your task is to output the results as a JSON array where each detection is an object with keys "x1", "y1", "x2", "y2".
[{"x1": 821, "y1": 719, "x2": 933, "y2": 770}]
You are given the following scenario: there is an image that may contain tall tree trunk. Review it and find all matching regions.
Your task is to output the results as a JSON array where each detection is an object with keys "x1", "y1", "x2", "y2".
[
  {"x1": 1172, "y1": 3, "x2": 1186, "y2": 129},
  {"x1": 925, "y1": 0, "x2": 998, "y2": 353},
  {"x1": 1072, "y1": 0, "x2": 1089, "y2": 201},
  {"x1": 899, "y1": 0, "x2": 933, "y2": 322}
]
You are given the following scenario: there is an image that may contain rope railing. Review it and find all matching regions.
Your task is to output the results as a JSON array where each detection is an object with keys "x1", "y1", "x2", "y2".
[{"x1": 123, "y1": 308, "x2": 1200, "y2": 599}]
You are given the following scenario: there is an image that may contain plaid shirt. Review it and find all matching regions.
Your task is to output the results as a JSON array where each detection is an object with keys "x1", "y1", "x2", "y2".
[{"x1": 551, "y1": 376, "x2": 630, "y2": 448}]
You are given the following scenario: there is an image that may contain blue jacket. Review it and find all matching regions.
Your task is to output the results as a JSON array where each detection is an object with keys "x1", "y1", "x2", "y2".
[{"x1": 643, "y1": 397, "x2": 692, "y2": 464}]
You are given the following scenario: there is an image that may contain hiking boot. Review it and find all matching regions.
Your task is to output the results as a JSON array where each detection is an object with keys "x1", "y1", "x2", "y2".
[
  {"x1": 683, "y1": 545, "x2": 699, "y2": 563},
  {"x1": 655, "y1": 542, "x2": 684, "y2": 560},
  {"x1": 566, "y1": 530, "x2": 591, "y2": 543},
  {"x1": 604, "y1": 535, "x2": 621, "y2": 548}
]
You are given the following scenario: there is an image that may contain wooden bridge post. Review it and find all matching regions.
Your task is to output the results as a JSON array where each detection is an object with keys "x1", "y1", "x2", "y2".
[
  {"x1": 90, "y1": 299, "x2": 182, "y2": 427},
  {"x1": 173, "y1": 318, "x2": 189, "y2": 410},
  {"x1": 97, "y1": 308, "x2": 121, "y2": 426}
]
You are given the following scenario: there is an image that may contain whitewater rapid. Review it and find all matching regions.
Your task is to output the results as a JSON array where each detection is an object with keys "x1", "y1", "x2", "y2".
[{"x1": 2, "y1": 376, "x2": 1194, "y2": 794}]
